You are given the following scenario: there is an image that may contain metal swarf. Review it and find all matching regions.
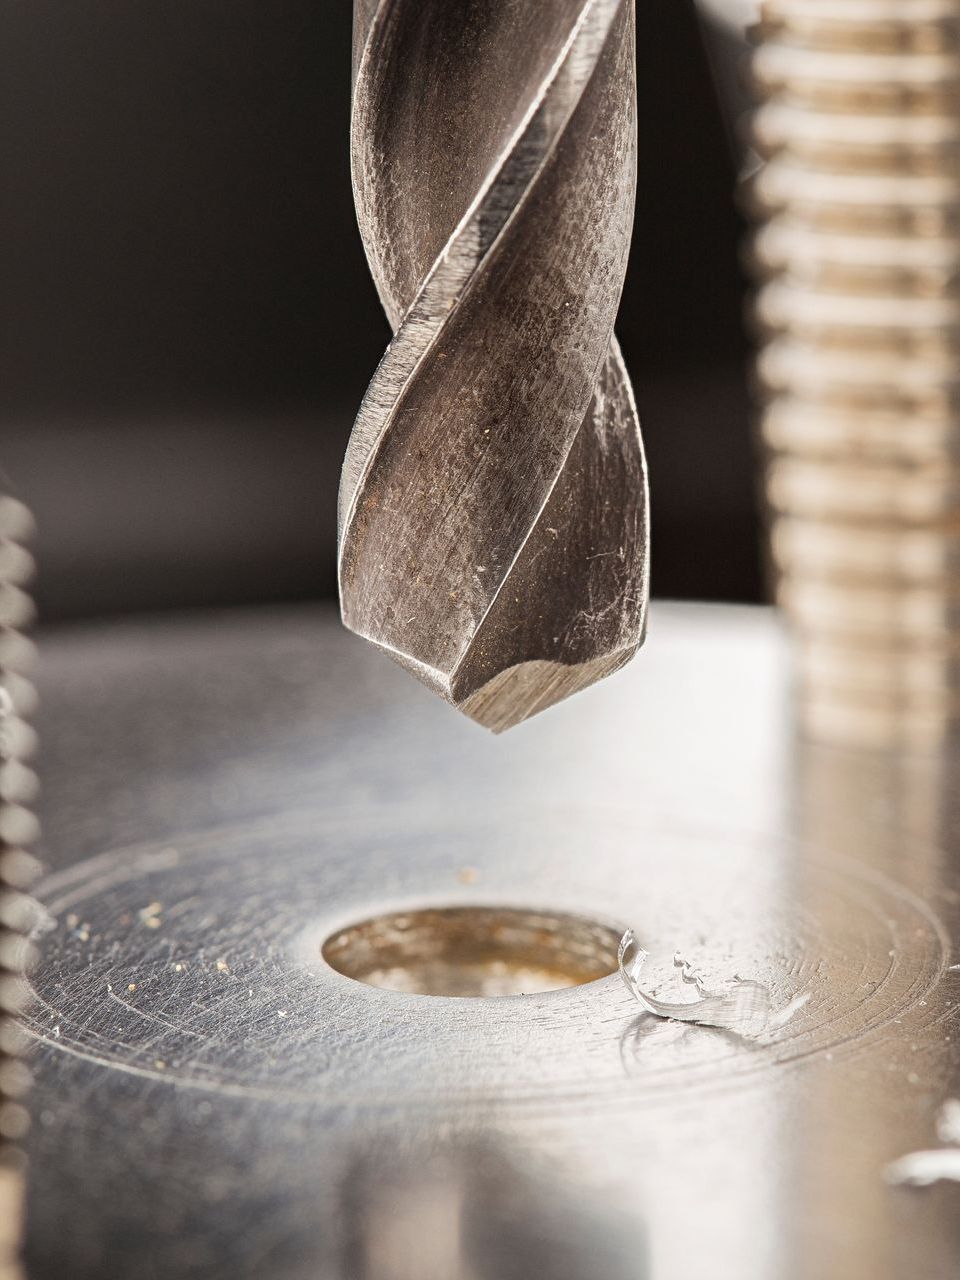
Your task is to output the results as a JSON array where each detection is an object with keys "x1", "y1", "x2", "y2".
[{"x1": 618, "y1": 930, "x2": 773, "y2": 1037}]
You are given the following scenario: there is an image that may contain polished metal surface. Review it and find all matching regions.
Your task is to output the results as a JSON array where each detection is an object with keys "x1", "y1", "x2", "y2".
[
  {"x1": 339, "y1": 0, "x2": 648, "y2": 731},
  {"x1": 19, "y1": 602, "x2": 960, "y2": 1279}
]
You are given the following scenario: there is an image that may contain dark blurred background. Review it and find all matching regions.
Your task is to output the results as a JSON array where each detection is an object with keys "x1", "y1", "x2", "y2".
[{"x1": 0, "y1": 0, "x2": 760, "y2": 623}]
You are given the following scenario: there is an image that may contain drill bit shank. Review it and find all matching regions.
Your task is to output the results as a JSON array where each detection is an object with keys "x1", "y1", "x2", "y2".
[{"x1": 339, "y1": 0, "x2": 648, "y2": 731}]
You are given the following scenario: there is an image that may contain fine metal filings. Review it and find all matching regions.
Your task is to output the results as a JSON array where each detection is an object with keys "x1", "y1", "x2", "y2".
[
  {"x1": 338, "y1": 0, "x2": 649, "y2": 732},
  {"x1": 750, "y1": 0, "x2": 960, "y2": 747}
]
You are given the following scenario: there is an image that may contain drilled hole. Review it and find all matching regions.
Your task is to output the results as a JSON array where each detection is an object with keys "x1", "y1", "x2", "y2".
[{"x1": 321, "y1": 905, "x2": 622, "y2": 997}]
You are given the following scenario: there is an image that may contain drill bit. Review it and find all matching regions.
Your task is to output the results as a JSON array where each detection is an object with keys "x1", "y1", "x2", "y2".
[
  {"x1": 339, "y1": 0, "x2": 649, "y2": 732},
  {"x1": 0, "y1": 496, "x2": 39, "y2": 1280}
]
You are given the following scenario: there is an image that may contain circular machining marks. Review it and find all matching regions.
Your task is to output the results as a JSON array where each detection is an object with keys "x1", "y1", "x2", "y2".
[{"x1": 19, "y1": 808, "x2": 948, "y2": 1111}]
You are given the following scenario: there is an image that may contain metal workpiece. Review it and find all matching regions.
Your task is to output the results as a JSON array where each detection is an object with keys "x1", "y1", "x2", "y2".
[
  {"x1": 749, "y1": 0, "x2": 960, "y2": 749},
  {"x1": 338, "y1": 0, "x2": 648, "y2": 732},
  {"x1": 19, "y1": 603, "x2": 960, "y2": 1279}
]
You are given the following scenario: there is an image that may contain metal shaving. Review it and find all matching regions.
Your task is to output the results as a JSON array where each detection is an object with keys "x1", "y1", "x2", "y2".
[
  {"x1": 618, "y1": 930, "x2": 772, "y2": 1037},
  {"x1": 884, "y1": 1148, "x2": 960, "y2": 1189},
  {"x1": 885, "y1": 1100, "x2": 960, "y2": 1188}
]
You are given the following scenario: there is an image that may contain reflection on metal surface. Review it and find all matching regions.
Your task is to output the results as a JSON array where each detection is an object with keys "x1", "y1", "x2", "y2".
[
  {"x1": 322, "y1": 906, "x2": 622, "y2": 997},
  {"x1": 750, "y1": 1, "x2": 960, "y2": 747},
  {"x1": 790, "y1": 726, "x2": 960, "y2": 1278},
  {"x1": 337, "y1": 1133, "x2": 647, "y2": 1280},
  {"x1": 765, "y1": 988, "x2": 811, "y2": 1030},
  {"x1": 17, "y1": 605, "x2": 960, "y2": 1278},
  {"x1": 618, "y1": 930, "x2": 773, "y2": 1035},
  {"x1": 338, "y1": 0, "x2": 648, "y2": 730}
]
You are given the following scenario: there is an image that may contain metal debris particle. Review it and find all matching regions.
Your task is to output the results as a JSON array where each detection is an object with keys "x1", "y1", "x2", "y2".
[
  {"x1": 619, "y1": 930, "x2": 772, "y2": 1036},
  {"x1": 885, "y1": 1100, "x2": 960, "y2": 1188}
]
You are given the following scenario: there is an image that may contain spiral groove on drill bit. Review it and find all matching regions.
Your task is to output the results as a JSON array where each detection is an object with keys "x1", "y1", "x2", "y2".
[
  {"x1": 750, "y1": 0, "x2": 960, "y2": 747},
  {"x1": 0, "y1": 497, "x2": 39, "y2": 1280},
  {"x1": 339, "y1": 0, "x2": 648, "y2": 731}
]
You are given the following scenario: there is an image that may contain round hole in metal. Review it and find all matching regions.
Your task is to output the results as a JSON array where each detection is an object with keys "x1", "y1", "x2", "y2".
[{"x1": 321, "y1": 905, "x2": 622, "y2": 997}]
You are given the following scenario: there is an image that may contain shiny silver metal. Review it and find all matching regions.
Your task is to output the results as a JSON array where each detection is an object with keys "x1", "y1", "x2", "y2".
[
  {"x1": 338, "y1": 0, "x2": 648, "y2": 732},
  {"x1": 19, "y1": 602, "x2": 960, "y2": 1279}
]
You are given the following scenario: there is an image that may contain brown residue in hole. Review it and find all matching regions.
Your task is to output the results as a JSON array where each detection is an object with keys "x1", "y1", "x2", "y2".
[{"x1": 321, "y1": 905, "x2": 621, "y2": 998}]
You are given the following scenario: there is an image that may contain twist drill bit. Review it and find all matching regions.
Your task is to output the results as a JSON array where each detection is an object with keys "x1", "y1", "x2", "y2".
[
  {"x1": 339, "y1": 0, "x2": 649, "y2": 731},
  {"x1": 0, "y1": 496, "x2": 39, "y2": 1280}
]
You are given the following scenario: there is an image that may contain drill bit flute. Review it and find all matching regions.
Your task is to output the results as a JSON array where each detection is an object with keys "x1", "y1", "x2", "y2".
[{"x1": 339, "y1": 0, "x2": 649, "y2": 731}]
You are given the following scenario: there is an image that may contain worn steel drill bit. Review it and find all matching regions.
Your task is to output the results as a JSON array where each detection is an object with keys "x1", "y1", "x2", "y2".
[
  {"x1": 339, "y1": 0, "x2": 649, "y2": 731},
  {"x1": 0, "y1": 495, "x2": 39, "y2": 1280}
]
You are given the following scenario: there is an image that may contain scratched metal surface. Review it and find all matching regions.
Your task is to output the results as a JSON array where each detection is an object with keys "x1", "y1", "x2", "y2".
[{"x1": 20, "y1": 603, "x2": 960, "y2": 1279}]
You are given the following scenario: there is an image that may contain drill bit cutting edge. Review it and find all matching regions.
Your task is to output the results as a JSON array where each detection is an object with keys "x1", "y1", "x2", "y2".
[{"x1": 339, "y1": 0, "x2": 649, "y2": 731}]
